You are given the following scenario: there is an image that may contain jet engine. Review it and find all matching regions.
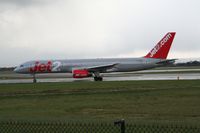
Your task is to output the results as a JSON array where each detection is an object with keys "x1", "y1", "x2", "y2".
[{"x1": 72, "y1": 69, "x2": 92, "y2": 78}]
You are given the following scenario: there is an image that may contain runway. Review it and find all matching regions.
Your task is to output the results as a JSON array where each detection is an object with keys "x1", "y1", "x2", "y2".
[{"x1": 0, "y1": 71, "x2": 200, "y2": 84}]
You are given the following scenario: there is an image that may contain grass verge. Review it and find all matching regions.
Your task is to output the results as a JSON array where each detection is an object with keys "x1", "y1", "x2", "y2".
[{"x1": 0, "y1": 80, "x2": 200, "y2": 124}]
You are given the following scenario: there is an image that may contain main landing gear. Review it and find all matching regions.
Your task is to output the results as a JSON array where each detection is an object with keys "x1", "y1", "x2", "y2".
[
  {"x1": 93, "y1": 72, "x2": 103, "y2": 81},
  {"x1": 94, "y1": 77, "x2": 103, "y2": 81}
]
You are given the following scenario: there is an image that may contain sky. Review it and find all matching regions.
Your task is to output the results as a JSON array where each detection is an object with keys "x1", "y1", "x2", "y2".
[{"x1": 0, "y1": 0, "x2": 200, "y2": 67}]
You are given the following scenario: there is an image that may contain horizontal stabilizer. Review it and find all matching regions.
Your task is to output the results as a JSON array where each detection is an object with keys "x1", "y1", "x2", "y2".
[{"x1": 156, "y1": 59, "x2": 177, "y2": 65}]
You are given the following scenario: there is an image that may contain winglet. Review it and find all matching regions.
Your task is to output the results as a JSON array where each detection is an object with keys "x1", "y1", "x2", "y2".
[{"x1": 144, "y1": 32, "x2": 176, "y2": 59}]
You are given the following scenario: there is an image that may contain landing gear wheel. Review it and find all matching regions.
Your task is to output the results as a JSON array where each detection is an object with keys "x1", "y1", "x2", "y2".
[
  {"x1": 94, "y1": 77, "x2": 103, "y2": 81},
  {"x1": 98, "y1": 77, "x2": 103, "y2": 81}
]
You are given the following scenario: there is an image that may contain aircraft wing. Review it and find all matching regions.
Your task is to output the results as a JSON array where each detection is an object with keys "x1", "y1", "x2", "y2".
[
  {"x1": 73, "y1": 63, "x2": 118, "y2": 73},
  {"x1": 87, "y1": 63, "x2": 118, "y2": 72}
]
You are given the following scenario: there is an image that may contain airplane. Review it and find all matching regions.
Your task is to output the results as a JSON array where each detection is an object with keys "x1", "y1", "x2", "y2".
[{"x1": 14, "y1": 32, "x2": 176, "y2": 82}]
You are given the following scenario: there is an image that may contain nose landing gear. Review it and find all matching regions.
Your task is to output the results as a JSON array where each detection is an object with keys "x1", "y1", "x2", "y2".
[{"x1": 32, "y1": 74, "x2": 37, "y2": 83}]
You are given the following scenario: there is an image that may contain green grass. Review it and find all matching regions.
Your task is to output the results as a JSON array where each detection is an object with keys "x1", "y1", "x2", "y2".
[{"x1": 0, "y1": 80, "x2": 200, "y2": 124}]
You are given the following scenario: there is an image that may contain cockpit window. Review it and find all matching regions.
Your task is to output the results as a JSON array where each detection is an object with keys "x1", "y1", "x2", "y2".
[{"x1": 20, "y1": 65, "x2": 24, "y2": 67}]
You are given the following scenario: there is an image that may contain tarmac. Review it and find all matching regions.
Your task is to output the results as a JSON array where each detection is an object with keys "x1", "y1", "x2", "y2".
[{"x1": 0, "y1": 69, "x2": 200, "y2": 83}]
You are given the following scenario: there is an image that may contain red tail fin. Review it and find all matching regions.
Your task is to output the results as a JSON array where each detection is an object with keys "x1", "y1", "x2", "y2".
[{"x1": 144, "y1": 32, "x2": 176, "y2": 59}]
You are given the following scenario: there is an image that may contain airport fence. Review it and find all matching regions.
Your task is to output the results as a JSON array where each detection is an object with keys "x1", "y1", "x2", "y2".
[{"x1": 0, "y1": 120, "x2": 200, "y2": 133}]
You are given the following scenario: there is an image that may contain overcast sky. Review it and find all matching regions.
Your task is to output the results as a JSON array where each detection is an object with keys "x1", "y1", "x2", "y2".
[{"x1": 0, "y1": 0, "x2": 200, "y2": 67}]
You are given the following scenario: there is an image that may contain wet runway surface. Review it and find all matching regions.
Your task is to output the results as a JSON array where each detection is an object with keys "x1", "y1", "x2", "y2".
[{"x1": 0, "y1": 72, "x2": 200, "y2": 84}]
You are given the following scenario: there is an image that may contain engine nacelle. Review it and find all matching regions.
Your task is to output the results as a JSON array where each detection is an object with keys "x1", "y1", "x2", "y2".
[{"x1": 72, "y1": 69, "x2": 92, "y2": 78}]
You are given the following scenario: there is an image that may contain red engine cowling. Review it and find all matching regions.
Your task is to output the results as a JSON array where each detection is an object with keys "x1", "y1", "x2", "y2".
[{"x1": 72, "y1": 69, "x2": 92, "y2": 78}]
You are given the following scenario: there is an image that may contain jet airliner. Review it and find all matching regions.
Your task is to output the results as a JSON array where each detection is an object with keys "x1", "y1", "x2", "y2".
[{"x1": 14, "y1": 32, "x2": 176, "y2": 82}]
